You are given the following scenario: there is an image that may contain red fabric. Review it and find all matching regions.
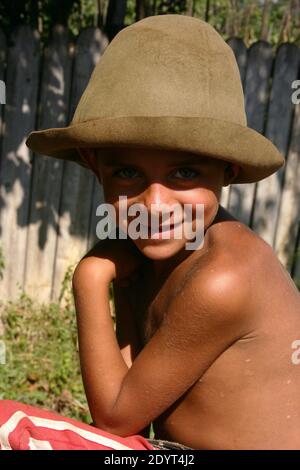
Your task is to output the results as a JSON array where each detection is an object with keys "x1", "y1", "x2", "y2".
[{"x1": 0, "y1": 400, "x2": 155, "y2": 450}]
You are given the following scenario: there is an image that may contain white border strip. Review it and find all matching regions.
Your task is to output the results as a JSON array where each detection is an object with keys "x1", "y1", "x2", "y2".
[{"x1": 0, "y1": 411, "x2": 133, "y2": 450}]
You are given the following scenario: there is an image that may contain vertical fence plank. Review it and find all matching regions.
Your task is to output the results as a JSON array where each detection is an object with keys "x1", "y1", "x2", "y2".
[
  {"x1": 0, "y1": 28, "x2": 7, "y2": 302},
  {"x1": 0, "y1": 26, "x2": 40, "y2": 300},
  {"x1": 220, "y1": 185, "x2": 231, "y2": 209},
  {"x1": 228, "y1": 41, "x2": 273, "y2": 225},
  {"x1": 0, "y1": 32, "x2": 299, "y2": 302},
  {"x1": 251, "y1": 43, "x2": 299, "y2": 247},
  {"x1": 227, "y1": 37, "x2": 248, "y2": 87},
  {"x1": 23, "y1": 25, "x2": 73, "y2": 302},
  {"x1": 221, "y1": 38, "x2": 247, "y2": 210},
  {"x1": 275, "y1": 98, "x2": 300, "y2": 271},
  {"x1": 51, "y1": 27, "x2": 108, "y2": 302},
  {"x1": 292, "y1": 224, "x2": 300, "y2": 286},
  {"x1": 87, "y1": 177, "x2": 105, "y2": 251},
  {"x1": 0, "y1": 28, "x2": 7, "y2": 158}
]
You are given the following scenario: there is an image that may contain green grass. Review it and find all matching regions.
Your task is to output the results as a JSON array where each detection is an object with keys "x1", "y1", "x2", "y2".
[
  {"x1": 0, "y1": 291, "x2": 91, "y2": 423},
  {"x1": 0, "y1": 289, "x2": 155, "y2": 438},
  {"x1": 0, "y1": 287, "x2": 155, "y2": 438}
]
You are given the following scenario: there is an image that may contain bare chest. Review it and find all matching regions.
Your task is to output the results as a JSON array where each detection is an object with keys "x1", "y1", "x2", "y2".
[{"x1": 128, "y1": 270, "x2": 177, "y2": 346}]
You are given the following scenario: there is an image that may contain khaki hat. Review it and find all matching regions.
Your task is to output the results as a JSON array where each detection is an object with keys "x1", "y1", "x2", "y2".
[{"x1": 26, "y1": 14, "x2": 284, "y2": 184}]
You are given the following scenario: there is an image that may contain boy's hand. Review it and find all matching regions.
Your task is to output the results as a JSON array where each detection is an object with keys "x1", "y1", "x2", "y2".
[{"x1": 72, "y1": 236, "x2": 147, "y2": 289}]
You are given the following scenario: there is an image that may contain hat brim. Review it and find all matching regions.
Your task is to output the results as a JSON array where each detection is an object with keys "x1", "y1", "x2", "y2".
[{"x1": 26, "y1": 116, "x2": 285, "y2": 184}]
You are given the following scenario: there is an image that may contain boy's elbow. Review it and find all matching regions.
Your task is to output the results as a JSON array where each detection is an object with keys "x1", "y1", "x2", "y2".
[
  {"x1": 92, "y1": 404, "x2": 145, "y2": 437},
  {"x1": 93, "y1": 415, "x2": 135, "y2": 437}
]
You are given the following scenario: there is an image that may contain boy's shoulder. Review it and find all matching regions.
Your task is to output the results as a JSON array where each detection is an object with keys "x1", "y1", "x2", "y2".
[
  {"x1": 178, "y1": 213, "x2": 276, "y2": 320},
  {"x1": 202, "y1": 207, "x2": 276, "y2": 276}
]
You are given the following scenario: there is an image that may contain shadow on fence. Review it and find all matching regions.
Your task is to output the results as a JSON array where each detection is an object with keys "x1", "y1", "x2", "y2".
[{"x1": 0, "y1": 25, "x2": 299, "y2": 302}]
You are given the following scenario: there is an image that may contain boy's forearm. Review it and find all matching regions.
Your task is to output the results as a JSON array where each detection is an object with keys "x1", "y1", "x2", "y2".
[{"x1": 72, "y1": 265, "x2": 129, "y2": 430}]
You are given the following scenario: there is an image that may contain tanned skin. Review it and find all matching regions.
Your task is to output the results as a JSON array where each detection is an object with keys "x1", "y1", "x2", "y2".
[{"x1": 72, "y1": 147, "x2": 300, "y2": 450}]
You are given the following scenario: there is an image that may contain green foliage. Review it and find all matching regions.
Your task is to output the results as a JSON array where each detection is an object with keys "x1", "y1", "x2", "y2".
[
  {"x1": 59, "y1": 263, "x2": 77, "y2": 311},
  {"x1": 157, "y1": 0, "x2": 187, "y2": 14},
  {"x1": 0, "y1": 0, "x2": 99, "y2": 45},
  {"x1": 0, "y1": 0, "x2": 299, "y2": 47},
  {"x1": 0, "y1": 291, "x2": 91, "y2": 423},
  {"x1": 125, "y1": 0, "x2": 137, "y2": 25},
  {"x1": 0, "y1": 265, "x2": 117, "y2": 422}
]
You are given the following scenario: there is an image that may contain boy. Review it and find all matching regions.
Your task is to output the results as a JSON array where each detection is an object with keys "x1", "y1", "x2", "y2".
[
  {"x1": 71, "y1": 145, "x2": 300, "y2": 450},
  {"x1": 24, "y1": 14, "x2": 300, "y2": 450}
]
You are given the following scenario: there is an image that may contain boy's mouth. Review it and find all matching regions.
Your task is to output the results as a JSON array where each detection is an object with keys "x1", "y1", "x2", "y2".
[{"x1": 142, "y1": 220, "x2": 183, "y2": 234}]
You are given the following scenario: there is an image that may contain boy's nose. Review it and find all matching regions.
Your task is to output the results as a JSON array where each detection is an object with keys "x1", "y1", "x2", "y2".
[
  {"x1": 141, "y1": 182, "x2": 171, "y2": 207},
  {"x1": 139, "y1": 182, "x2": 178, "y2": 221}
]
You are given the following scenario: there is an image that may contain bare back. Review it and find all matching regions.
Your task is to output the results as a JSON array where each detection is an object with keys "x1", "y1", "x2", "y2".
[{"x1": 128, "y1": 206, "x2": 300, "y2": 449}]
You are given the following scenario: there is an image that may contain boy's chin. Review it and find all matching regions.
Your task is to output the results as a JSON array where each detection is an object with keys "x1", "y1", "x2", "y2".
[{"x1": 133, "y1": 238, "x2": 189, "y2": 260}]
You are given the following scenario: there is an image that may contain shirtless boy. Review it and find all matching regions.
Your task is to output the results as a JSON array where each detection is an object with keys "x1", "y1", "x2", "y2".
[
  {"x1": 25, "y1": 15, "x2": 300, "y2": 449},
  {"x1": 71, "y1": 145, "x2": 300, "y2": 450}
]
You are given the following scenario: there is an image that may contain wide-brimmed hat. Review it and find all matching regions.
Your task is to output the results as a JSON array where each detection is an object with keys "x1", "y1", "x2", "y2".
[{"x1": 26, "y1": 14, "x2": 284, "y2": 184}]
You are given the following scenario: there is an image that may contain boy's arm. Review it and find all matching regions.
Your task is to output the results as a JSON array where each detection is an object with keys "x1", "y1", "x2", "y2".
[
  {"x1": 113, "y1": 280, "x2": 143, "y2": 369},
  {"x1": 73, "y1": 236, "x2": 150, "y2": 434},
  {"x1": 113, "y1": 280, "x2": 151, "y2": 438},
  {"x1": 78, "y1": 237, "x2": 144, "y2": 371},
  {"x1": 73, "y1": 240, "x2": 253, "y2": 436}
]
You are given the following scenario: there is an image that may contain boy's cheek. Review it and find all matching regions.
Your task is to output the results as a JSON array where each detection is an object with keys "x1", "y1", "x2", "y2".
[{"x1": 190, "y1": 191, "x2": 219, "y2": 228}]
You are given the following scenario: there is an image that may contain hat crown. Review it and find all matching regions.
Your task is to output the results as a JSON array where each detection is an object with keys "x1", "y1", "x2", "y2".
[
  {"x1": 72, "y1": 14, "x2": 246, "y2": 126},
  {"x1": 26, "y1": 13, "x2": 284, "y2": 185}
]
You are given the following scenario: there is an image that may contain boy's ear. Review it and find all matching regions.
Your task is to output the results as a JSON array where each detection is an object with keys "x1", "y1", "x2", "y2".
[
  {"x1": 78, "y1": 147, "x2": 95, "y2": 159},
  {"x1": 223, "y1": 163, "x2": 240, "y2": 186},
  {"x1": 77, "y1": 148, "x2": 101, "y2": 182}
]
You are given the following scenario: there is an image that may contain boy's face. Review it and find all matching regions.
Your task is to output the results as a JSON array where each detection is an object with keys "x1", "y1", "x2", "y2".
[{"x1": 80, "y1": 147, "x2": 239, "y2": 261}]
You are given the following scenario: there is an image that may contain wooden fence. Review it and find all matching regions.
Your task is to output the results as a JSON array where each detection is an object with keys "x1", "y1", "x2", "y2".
[{"x1": 0, "y1": 24, "x2": 299, "y2": 304}]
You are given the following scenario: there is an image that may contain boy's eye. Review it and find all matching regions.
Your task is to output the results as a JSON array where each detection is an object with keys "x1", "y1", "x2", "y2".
[
  {"x1": 113, "y1": 167, "x2": 140, "y2": 179},
  {"x1": 173, "y1": 168, "x2": 199, "y2": 179},
  {"x1": 113, "y1": 166, "x2": 199, "y2": 179}
]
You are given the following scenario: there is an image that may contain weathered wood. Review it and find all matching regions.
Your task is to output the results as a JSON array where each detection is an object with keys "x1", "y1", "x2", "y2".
[
  {"x1": 88, "y1": 177, "x2": 105, "y2": 251},
  {"x1": 227, "y1": 37, "x2": 247, "y2": 87},
  {"x1": 0, "y1": 33, "x2": 300, "y2": 302},
  {"x1": 0, "y1": 28, "x2": 7, "y2": 304},
  {"x1": 228, "y1": 41, "x2": 273, "y2": 225},
  {"x1": 251, "y1": 43, "x2": 299, "y2": 247},
  {"x1": 0, "y1": 26, "x2": 40, "y2": 300},
  {"x1": 0, "y1": 28, "x2": 7, "y2": 156},
  {"x1": 220, "y1": 185, "x2": 231, "y2": 209},
  {"x1": 221, "y1": 38, "x2": 247, "y2": 211},
  {"x1": 23, "y1": 25, "x2": 72, "y2": 301},
  {"x1": 275, "y1": 98, "x2": 300, "y2": 270},
  {"x1": 292, "y1": 224, "x2": 300, "y2": 286},
  {"x1": 221, "y1": 38, "x2": 247, "y2": 214},
  {"x1": 51, "y1": 27, "x2": 108, "y2": 302}
]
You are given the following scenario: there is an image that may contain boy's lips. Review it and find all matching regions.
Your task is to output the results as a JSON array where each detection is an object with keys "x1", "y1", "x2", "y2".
[{"x1": 143, "y1": 220, "x2": 183, "y2": 233}]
